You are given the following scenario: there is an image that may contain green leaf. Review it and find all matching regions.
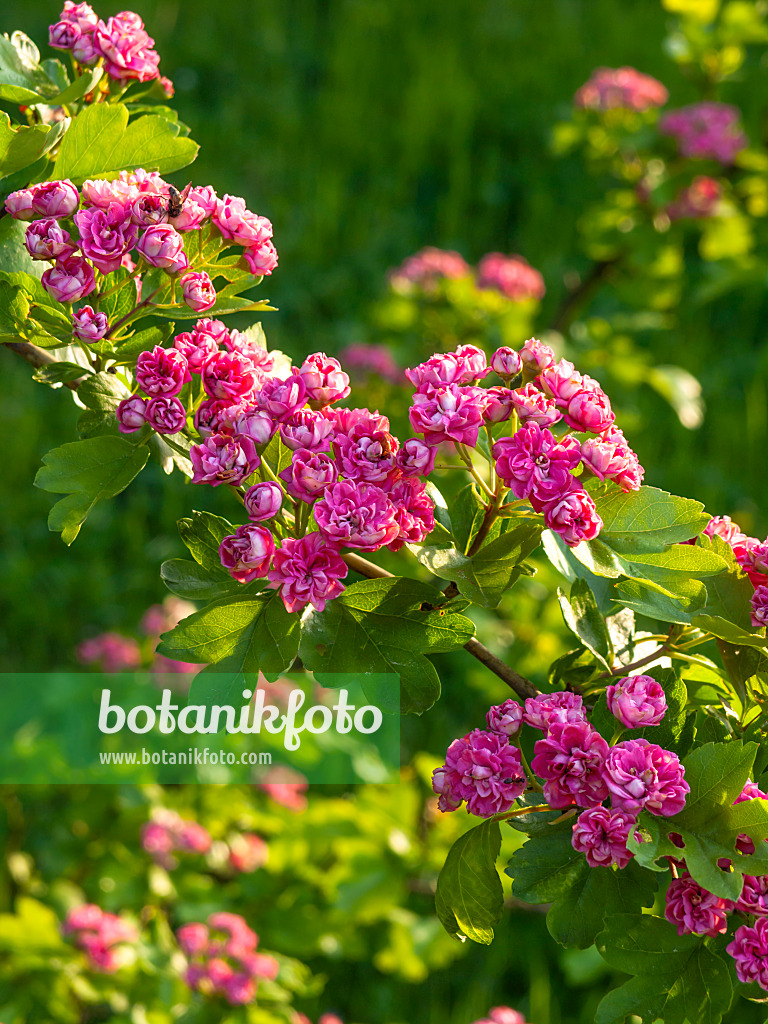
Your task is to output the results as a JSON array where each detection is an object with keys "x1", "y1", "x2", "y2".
[
  {"x1": 157, "y1": 590, "x2": 300, "y2": 679},
  {"x1": 0, "y1": 111, "x2": 67, "y2": 178},
  {"x1": 148, "y1": 296, "x2": 275, "y2": 319},
  {"x1": 547, "y1": 860, "x2": 658, "y2": 949},
  {"x1": 0, "y1": 220, "x2": 45, "y2": 279},
  {"x1": 299, "y1": 577, "x2": 475, "y2": 714},
  {"x1": 415, "y1": 519, "x2": 543, "y2": 608},
  {"x1": 634, "y1": 668, "x2": 692, "y2": 756},
  {"x1": 615, "y1": 577, "x2": 702, "y2": 624},
  {"x1": 160, "y1": 558, "x2": 245, "y2": 602},
  {"x1": 31, "y1": 361, "x2": 88, "y2": 386},
  {"x1": 435, "y1": 820, "x2": 503, "y2": 944},
  {"x1": 541, "y1": 529, "x2": 617, "y2": 615},
  {"x1": 594, "y1": 486, "x2": 709, "y2": 554},
  {"x1": 77, "y1": 371, "x2": 131, "y2": 412},
  {"x1": 595, "y1": 915, "x2": 732, "y2": 1024},
  {"x1": 109, "y1": 324, "x2": 174, "y2": 362},
  {"x1": 628, "y1": 742, "x2": 768, "y2": 900},
  {"x1": 99, "y1": 266, "x2": 139, "y2": 326},
  {"x1": 177, "y1": 511, "x2": 236, "y2": 575},
  {"x1": 558, "y1": 578, "x2": 613, "y2": 669},
  {"x1": 52, "y1": 103, "x2": 198, "y2": 182},
  {"x1": 0, "y1": 32, "x2": 60, "y2": 105},
  {"x1": 450, "y1": 483, "x2": 487, "y2": 553},
  {"x1": 46, "y1": 66, "x2": 103, "y2": 106},
  {"x1": 34, "y1": 435, "x2": 149, "y2": 544}
]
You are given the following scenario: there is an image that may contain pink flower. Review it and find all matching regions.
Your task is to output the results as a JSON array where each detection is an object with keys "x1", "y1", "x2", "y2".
[
  {"x1": 268, "y1": 533, "x2": 347, "y2": 613},
  {"x1": 181, "y1": 271, "x2": 217, "y2": 312},
  {"x1": 219, "y1": 525, "x2": 275, "y2": 583},
  {"x1": 229, "y1": 406, "x2": 276, "y2": 445},
  {"x1": 5, "y1": 188, "x2": 36, "y2": 219},
  {"x1": 280, "y1": 449, "x2": 338, "y2": 503},
  {"x1": 298, "y1": 353, "x2": 351, "y2": 407},
  {"x1": 389, "y1": 246, "x2": 470, "y2": 289},
  {"x1": 170, "y1": 186, "x2": 216, "y2": 231},
  {"x1": 604, "y1": 738, "x2": 689, "y2": 816},
  {"x1": 222, "y1": 974, "x2": 255, "y2": 1005},
  {"x1": 228, "y1": 833, "x2": 268, "y2": 873},
  {"x1": 63, "y1": 905, "x2": 137, "y2": 973},
  {"x1": 665, "y1": 876, "x2": 733, "y2": 937},
  {"x1": 74, "y1": 204, "x2": 139, "y2": 273},
  {"x1": 245, "y1": 239, "x2": 279, "y2": 276},
  {"x1": 24, "y1": 218, "x2": 77, "y2": 261},
  {"x1": 202, "y1": 350, "x2": 258, "y2": 402},
  {"x1": 387, "y1": 476, "x2": 435, "y2": 551},
  {"x1": 280, "y1": 410, "x2": 335, "y2": 452},
  {"x1": 531, "y1": 721, "x2": 610, "y2": 809},
  {"x1": 406, "y1": 350, "x2": 486, "y2": 389},
  {"x1": 565, "y1": 386, "x2": 615, "y2": 433},
  {"x1": 476, "y1": 253, "x2": 545, "y2": 301},
  {"x1": 606, "y1": 674, "x2": 667, "y2": 728},
  {"x1": 493, "y1": 423, "x2": 580, "y2": 508},
  {"x1": 409, "y1": 383, "x2": 486, "y2": 447},
  {"x1": 194, "y1": 317, "x2": 230, "y2": 346},
  {"x1": 486, "y1": 699, "x2": 523, "y2": 737},
  {"x1": 136, "y1": 224, "x2": 188, "y2": 272},
  {"x1": 666, "y1": 176, "x2": 722, "y2": 220},
  {"x1": 538, "y1": 359, "x2": 585, "y2": 407},
  {"x1": 174, "y1": 331, "x2": 218, "y2": 374},
  {"x1": 31, "y1": 180, "x2": 79, "y2": 219},
  {"x1": 432, "y1": 729, "x2": 527, "y2": 817},
  {"x1": 314, "y1": 480, "x2": 399, "y2": 551},
  {"x1": 524, "y1": 691, "x2": 586, "y2": 731},
  {"x1": 93, "y1": 12, "x2": 161, "y2": 82},
  {"x1": 574, "y1": 67, "x2": 668, "y2": 111},
  {"x1": 136, "y1": 345, "x2": 189, "y2": 397},
  {"x1": 81, "y1": 177, "x2": 138, "y2": 211},
  {"x1": 190, "y1": 433, "x2": 261, "y2": 486},
  {"x1": 41, "y1": 255, "x2": 96, "y2": 303},
  {"x1": 482, "y1": 386, "x2": 515, "y2": 424},
  {"x1": 72, "y1": 306, "x2": 109, "y2": 342},
  {"x1": 146, "y1": 396, "x2": 186, "y2": 434},
  {"x1": 257, "y1": 374, "x2": 308, "y2": 422},
  {"x1": 213, "y1": 195, "x2": 273, "y2": 246},
  {"x1": 519, "y1": 337, "x2": 555, "y2": 376},
  {"x1": 737, "y1": 875, "x2": 768, "y2": 916},
  {"x1": 543, "y1": 484, "x2": 603, "y2": 546},
  {"x1": 244, "y1": 482, "x2": 283, "y2": 521},
  {"x1": 334, "y1": 423, "x2": 400, "y2": 485},
  {"x1": 660, "y1": 102, "x2": 747, "y2": 164},
  {"x1": 50, "y1": 20, "x2": 82, "y2": 49},
  {"x1": 194, "y1": 398, "x2": 243, "y2": 438},
  {"x1": 703, "y1": 515, "x2": 744, "y2": 546},
  {"x1": 509, "y1": 383, "x2": 562, "y2": 427},
  {"x1": 751, "y1": 585, "x2": 768, "y2": 629},
  {"x1": 571, "y1": 806, "x2": 638, "y2": 868},
  {"x1": 116, "y1": 396, "x2": 147, "y2": 433},
  {"x1": 491, "y1": 346, "x2": 523, "y2": 378},
  {"x1": 580, "y1": 435, "x2": 644, "y2": 492},
  {"x1": 727, "y1": 918, "x2": 768, "y2": 989},
  {"x1": 395, "y1": 438, "x2": 436, "y2": 476},
  {"x1": 258, "y1": 767, "x2": 308, "y2": 810},
  {"x1": 131, "y1": 192, "x2": 169, "y2": 227},
  {"x1": 177, "y1": 923, "x2": 210, "y2": 957},
  {"x1": 243, "y1": 952, "x2": 279, "y2": 979}
]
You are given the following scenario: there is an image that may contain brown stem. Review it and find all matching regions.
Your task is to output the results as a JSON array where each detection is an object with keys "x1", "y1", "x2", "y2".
[
  {"x1": 6, "y1": 341, "x2": 83, "y2": 390},
  {"x1": 340, "y1": 551, "x2": 540, "y2": 700},
  {"x1": 549, "y1": 259, "x2": 617, "y2": 334},
  {"x1": 596, "y1": 645, "x2": 669, "y2": 679},
  {"x1": 105, "y1": 285, "x2": 163, "y2": 339}
]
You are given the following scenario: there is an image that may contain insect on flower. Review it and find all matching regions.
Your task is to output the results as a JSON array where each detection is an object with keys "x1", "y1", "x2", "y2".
[{"x1": 166, "y1": 182, "x2": 192, "y2": 219}]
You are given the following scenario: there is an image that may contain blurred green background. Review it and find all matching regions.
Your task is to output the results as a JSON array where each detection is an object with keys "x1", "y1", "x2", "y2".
[{"x1": 1, "y1": 3, "x2": 768, "y2": 1022}]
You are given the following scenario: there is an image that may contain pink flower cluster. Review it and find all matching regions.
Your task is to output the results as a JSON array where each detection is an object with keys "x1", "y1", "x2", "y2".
[
  {"x1": 177, "y1": 912, "x2": 279, "y2": 1006},
  {"x1": 660, "y1": 102, "x2": 748, "y2": 164},
  {"x1": 48, "y1": 4, "x2": 164, "y2": 84},
  {"x1": 227, "y1": 833, "x2": 268, "y2": 873},
  {"x1": 695, "y1": 514, "x2": 768, "y2": 628},
  {"x1": 389, "y1": 247, "x2": 545, "y2": 302},
  {"x1": 389, "y1": 246, "x2": 470, "y2": 290},
  {"x1": 666, "y1": 176, "x2": 721, "y2": 220},
  {"x1": 5, "y1": 170, "x2": 277, "y2": 322},
  {"x1": 76, "y1": 630, "x2": 141, "y2": 671},
  {"x1": 141, "y1": 809, "x2": 212, "y2": 869},
  {"x1": 476, "y1": 253, "x2": 546, "y2": 302},
  {"x1": 432, "y1": 700, "x2": 528, "y2": 816},
  {"x1": 574, "y1": 67, "x2": 669, "y2": 112},
  {"x1": 62, "y1": 904, "x2": 137, "y2": 972}
]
